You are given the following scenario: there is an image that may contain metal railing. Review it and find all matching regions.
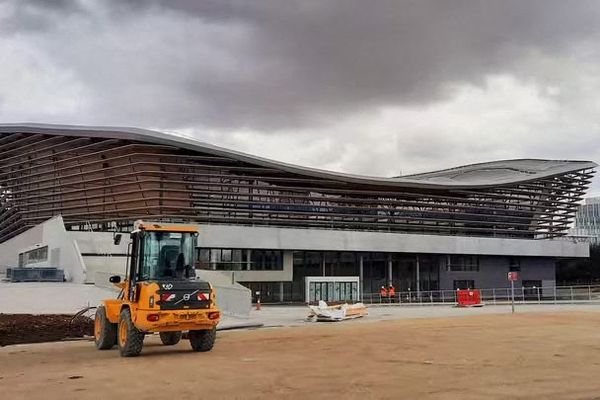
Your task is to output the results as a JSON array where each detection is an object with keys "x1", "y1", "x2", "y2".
[{"x1": 362, "y1": 285, "x2": 600, "y2": 305}]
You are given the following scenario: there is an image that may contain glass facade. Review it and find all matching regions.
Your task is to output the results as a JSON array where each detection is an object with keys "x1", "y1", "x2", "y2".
[
  {"x1": 18, "y1": 246, "x2": 49, "y2": 267},
  {"x1": 240, "y1": 251, "x2": 442, "y2": 303},
  {"x1": 197, "y1": 248, "x2": 283, "y2": 271},
  {"x1": 571, "y1": 197, "x2": 600, "y2": 244},
  {"x1": 227, "y1": 250, "x2": 520, "y2": 303}
]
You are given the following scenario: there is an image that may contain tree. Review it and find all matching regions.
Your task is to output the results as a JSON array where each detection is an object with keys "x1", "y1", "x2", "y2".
[{"x1": 556, "y1": 244, "x2": 600, "y2": 285}]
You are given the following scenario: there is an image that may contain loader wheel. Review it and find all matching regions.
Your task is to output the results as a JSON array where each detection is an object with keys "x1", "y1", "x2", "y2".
[
  {"x1": 189, "y1": 327, "x2": 216, "y2": 352},
  {"x1": 94, "y1": 306, "x2": 117, "y2": 350},
  {"x1": 159, "y1": 331, "x2": 182, "y2": 346},
  {"x1": 117, "y1": 308, "x2": 144, "y2": 357}
]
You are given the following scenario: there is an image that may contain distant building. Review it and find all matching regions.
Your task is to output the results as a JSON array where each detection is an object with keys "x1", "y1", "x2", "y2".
[
  {"x1": 571, "y1": 197, "x2": 600, "y2": 245},
  {"x1": 0, "y1": 123, "x2": 597, "y2": 302}
]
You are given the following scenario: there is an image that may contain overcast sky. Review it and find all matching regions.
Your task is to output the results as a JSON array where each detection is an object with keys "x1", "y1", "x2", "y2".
[{"x1": 1, "y1": 0, "x2": 599, "y2": 196}]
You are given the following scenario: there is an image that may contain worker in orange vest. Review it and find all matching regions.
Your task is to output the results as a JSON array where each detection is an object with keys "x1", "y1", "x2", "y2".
[
  {"x1": 388, "y1": 284, "x2": 396, "y2": 303},
  {"x1": 379, "y1": 286, "x2": 388, "y2": 302}
]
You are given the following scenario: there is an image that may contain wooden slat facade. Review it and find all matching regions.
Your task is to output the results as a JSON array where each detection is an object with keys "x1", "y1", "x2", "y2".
[{"x1": 0, "y1": 129, "x2": 595, "y2": 243}]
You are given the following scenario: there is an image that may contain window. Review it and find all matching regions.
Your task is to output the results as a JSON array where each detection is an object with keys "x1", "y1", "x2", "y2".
[
  {"x1": 446, "y1": 255, "x2": 479, "y2": 272},
  {"x1": 250, "y1": 250, "x2": 283, "y2": 270},
  {"x1": 197, "y1": 249, "x2": 211, "y2": 269},
  {"x1": 210, "y1": 249, "x2": 247, "y2": 271},
  {"x1": 509, "y1": 257, "x2": 521, "y2": 272},
  {"x1": 453, "y1": 280, "x2": 475, "y2": 290},
  {"x1": 198, "y1": 249, "x2": 284, "y2": 271},
  {"x1": 19, "y1": 246, "x2": 49, "y2": 267},
  {"x1": 139, "y1": 231, "x2": 196, "y2": 280}
]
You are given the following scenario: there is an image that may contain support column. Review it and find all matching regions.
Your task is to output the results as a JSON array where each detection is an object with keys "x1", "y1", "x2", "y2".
[
  {"x1": 246, "y1": 249, "x2": 251, "y2": 271},
  {"x1": 359, "y1": 254, "x2": 364, "y2": 301},
  {"x1": 387, "y1": 254, "x2": 393, "y2": 286},
  {"x1": 280, "y1": 281, "x2": 284, "y2": 302},
  {"x1": 322, "y1": 253, "x2": 326, "y2": 276},
  {"x1": 416, "y1": 254, "x2": 421, "y2": 297}
]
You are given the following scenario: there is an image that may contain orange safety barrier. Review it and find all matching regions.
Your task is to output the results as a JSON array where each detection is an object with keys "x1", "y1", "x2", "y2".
[{"x1": 456, "y1": 289, "x2": 483, "y2": 307}]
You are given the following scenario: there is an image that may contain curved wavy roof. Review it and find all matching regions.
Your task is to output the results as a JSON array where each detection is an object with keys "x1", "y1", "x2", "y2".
[{"x1": 0, "y1": 123, "x2": 596, "y2": 189}]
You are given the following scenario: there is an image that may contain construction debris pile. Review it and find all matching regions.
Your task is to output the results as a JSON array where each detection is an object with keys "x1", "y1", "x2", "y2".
[
  {"x1": 0, "y1": 314, "x2": 94, "y2": 346},
  {"x1": 307, "y1": 301, "x2": 368, "y2": 322}
]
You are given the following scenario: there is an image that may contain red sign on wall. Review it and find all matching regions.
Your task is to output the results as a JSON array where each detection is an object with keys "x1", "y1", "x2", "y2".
[{"x1": 507, "y1": 271, "x2": 519, "y2": 281}]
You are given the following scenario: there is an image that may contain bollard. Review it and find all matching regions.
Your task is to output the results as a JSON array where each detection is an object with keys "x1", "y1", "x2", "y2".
[{"x1": 255, "y1": 291, "x2": 261, "y2": 311}]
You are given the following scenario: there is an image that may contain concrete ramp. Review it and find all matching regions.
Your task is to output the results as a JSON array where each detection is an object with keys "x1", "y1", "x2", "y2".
[{"x1": 195, "y1": 270, "x2": 252, "y2": 318}]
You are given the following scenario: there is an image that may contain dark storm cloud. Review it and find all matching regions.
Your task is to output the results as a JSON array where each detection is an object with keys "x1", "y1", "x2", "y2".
[
  {"x1": 1, "y1": 0, "x2": 85, "y2": 33},
  {"x1": 1, "y1": 0, "x2": 600, "y2": 197},
  {"x1": 3, "y1": 0, "x2": 600, "y2": 130},
  {"x1": 110, "y1": 0, "x2": 600, "y2": 129}
]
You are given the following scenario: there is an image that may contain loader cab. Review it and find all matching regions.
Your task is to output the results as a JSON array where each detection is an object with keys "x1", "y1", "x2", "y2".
[
  {"x1": 126, "y1": 224, "x2": 199, "y2": 290},
  {"x1": 137, "y1": 229, "x2": 197, "y2": 281}
]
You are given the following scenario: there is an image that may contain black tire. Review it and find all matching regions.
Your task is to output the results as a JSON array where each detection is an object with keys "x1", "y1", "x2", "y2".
[
  {"x1": 94, "y1": 306, "x2": 117, "y2": 350},
  {"x1": 189, "y1": 327, "x2": 216, "y2": 352},
  {"x1": 159, "y1": 331, "x2": 182, "y2": 346},
  {"x1": 117, "y1": 308, "x2": 144, "y2": 357}
]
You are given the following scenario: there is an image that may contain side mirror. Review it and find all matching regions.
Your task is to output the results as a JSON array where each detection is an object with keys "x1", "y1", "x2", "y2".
[
  {"x1": 113, "y1": 233, "x2": 122, "y2": 245},
  {"x1": 109, "y1": 275, "x2": 121, "y2": 284}
]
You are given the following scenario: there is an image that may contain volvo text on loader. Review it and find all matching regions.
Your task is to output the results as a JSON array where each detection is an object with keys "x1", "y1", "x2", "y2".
[{"x1": 94, "y1": 221, "x2": 220, "y2": 357}]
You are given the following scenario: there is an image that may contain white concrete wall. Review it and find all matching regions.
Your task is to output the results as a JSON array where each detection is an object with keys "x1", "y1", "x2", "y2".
[
  {"x1": 0, "y1": 224, "x2": 43, "y2": 270},
  {"x1": 0, "y1": 216, "x2": 86, "y2": 282},
  {"x1": 84, "y1": 256, "x2": 128, "y2": 285},
  {"x1": 67, "y1": 223, "x2": 588, "y2": 260},
  {"x1": 68, "y1": 231, "x2": 131, "y2": 284},
  {"x1": 196, "y1": 224, "x2": 589, "y2": 258},
  {"x1": 70, "y1": 230, "x2": 130, "y2": 254}
]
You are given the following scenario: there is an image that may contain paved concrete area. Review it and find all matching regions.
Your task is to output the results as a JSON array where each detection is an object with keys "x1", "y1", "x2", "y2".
[
  {"x1": 0, "y1": 282, "x2": 254, "y2": 329},
  {"x1": 250, "y1": 303, "x2": 600, "y2": 327},
  {"x1": 3, "y1": 281, "x2": 600, "y2": 330},
  {"x1": 0, "y1": 282, "x2": 116, "y2": 314}
]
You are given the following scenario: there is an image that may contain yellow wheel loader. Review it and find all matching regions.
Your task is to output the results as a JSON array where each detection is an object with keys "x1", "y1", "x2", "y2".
[{"x1": 94, "y1": 222, "x2": 220, "y2": 357}]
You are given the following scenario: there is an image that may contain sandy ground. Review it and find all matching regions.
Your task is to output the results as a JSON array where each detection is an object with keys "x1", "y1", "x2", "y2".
[{"x1": 2, "y1": 312, "x2": 600, "y2": 400}]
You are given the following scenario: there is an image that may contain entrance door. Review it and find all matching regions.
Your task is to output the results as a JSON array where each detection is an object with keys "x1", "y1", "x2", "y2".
[
  {"x1": 306, "y1": 277, "x2": 360, "y2": 303},
  {"x1": 394, "y1": 256, "x2": 417, "y2": 291},
  {"x1": 362, "y1": 253, "x2": 387, "y2": 295}
]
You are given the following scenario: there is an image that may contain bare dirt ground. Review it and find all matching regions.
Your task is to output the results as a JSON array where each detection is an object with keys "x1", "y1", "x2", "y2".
[{"x1": 2, "y1": 312, "x2": 600, "y2": 400}]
